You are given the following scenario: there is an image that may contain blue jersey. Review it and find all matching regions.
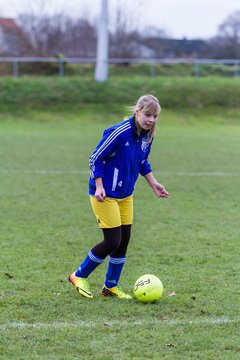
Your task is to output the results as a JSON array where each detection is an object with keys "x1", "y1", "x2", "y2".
[{"x1": 89, "y1": 116, "x2": 153, "y2": 199}]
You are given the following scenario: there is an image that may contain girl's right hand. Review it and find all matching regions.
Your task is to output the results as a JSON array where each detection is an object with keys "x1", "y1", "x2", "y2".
[{"x1": 95, "y1": 186, "x2": 106, "y2": 202}]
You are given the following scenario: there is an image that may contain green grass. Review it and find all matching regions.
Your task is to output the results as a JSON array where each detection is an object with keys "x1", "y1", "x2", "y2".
[
  {"x1": 1, "y1": 108, "x2": 240, "y2": 359},
  {"x1": 1, "y1": 76, "x2": 240, "y2": 111}
]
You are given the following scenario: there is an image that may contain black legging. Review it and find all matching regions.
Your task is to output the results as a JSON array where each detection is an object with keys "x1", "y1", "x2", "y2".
[{"x1": 91, "y1": 224, "x2": 131, "y2": 259}]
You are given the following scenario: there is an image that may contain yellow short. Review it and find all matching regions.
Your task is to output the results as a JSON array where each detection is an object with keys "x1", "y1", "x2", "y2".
[{"x1": 90, "y1": 195, "x2": 133, "y2": 228}]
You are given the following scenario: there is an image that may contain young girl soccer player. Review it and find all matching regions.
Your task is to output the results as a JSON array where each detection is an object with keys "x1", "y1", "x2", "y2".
[{"x1": 69, "y1": 94, "x2": 169, "y2": 299}]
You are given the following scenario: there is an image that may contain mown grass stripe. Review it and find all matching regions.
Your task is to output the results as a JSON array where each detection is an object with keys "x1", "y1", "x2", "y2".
[
  {"x1": 0, "y1": 169, "x2": 239, "y2": 176},
  {"x1": 1, "y1": 317, "x2": 240, "y2": 330}
]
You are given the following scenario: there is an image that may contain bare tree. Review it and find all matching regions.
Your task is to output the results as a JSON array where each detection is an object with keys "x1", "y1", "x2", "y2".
[
  {"x1": 109, "y1": 0, "x2": 143, "y2": 58},
  {"x1": 218, "y1": 10, "x2": 240, "y2": 58},
  {"x1": 17, "y1": 13, "x2": 97, "y2": 57},
  {"x1": 17, "y1": 13, "x2": 65, "y2": 56},
  {"x1": 207, "y1": 10, "x2": 240, "y2": 59},
  {"x1": 64, "y1": 18, "x2": 97, "y2": 57},
  {"x1": 15, "y1": 0, "x2": 97, "y2": 57}
]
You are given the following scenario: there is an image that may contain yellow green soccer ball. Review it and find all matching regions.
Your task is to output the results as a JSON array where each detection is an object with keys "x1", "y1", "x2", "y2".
[{"x1": 134, "y1": 274, "x2": 163, "y2": 303}]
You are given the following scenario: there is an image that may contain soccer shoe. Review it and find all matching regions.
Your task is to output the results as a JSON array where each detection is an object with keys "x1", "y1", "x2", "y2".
[
  {"x1": 68, "y1": 272, "x2": 93, "y2": 299},
  {"x1": 101, "y1": 285, "x2": 132, "y2": 299}
]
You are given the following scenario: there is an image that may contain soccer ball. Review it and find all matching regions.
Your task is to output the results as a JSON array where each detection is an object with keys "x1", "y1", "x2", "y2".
[{"x1": 134, "y1": 274, "x2": 163, "y2": 303}]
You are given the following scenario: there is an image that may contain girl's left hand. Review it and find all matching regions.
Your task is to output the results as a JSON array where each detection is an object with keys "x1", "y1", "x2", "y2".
[{"x1": 152, "y1": 183, "x2": 170, "y2": 198}]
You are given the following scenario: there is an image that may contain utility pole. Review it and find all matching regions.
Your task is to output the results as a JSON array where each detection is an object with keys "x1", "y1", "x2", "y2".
[{"x1": 95, "y1": 0, "x2": 108, "y2": 82}]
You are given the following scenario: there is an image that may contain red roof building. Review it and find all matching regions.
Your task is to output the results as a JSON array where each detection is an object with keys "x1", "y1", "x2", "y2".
[{"x1": 0, "y1": 18, "x2": 27, "y2": 55}]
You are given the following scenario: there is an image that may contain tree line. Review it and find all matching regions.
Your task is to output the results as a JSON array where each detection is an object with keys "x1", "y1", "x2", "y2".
[{"x1": 13, "y1": 9, "x2": 240, "y2": 59}]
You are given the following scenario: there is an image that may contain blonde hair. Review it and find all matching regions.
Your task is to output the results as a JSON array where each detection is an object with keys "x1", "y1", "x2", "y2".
[{"x1": 130, "y1": 94, "x2": 161, "y2": 143}]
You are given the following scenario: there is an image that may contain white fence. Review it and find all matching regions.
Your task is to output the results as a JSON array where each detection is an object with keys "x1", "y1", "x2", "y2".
[{"x1": 0, "y1": 57, "x2": 239, "y2": 78}]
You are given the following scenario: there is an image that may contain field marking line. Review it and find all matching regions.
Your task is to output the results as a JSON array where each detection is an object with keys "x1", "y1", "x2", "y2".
[
  {"x1": 1, "y1": 317, "x2": 240, "y2": 330},
  {"x1": 0, "y1": 169, "x2": 239, "y2": 176},
  {"x1": 0, "y1": 169, "x2": 89, "y2": 175}
]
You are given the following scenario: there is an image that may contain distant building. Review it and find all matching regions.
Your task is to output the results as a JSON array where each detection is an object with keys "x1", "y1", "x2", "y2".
[
  {"x1": 0, "y1": 18, "x2": 27, "y2": 56},
  {"x1": 140, "y1": 37, "x2": 207, "y2": 58},
  {"x1": 160, "y1": 38, "x2": 207, "y2": 58}
]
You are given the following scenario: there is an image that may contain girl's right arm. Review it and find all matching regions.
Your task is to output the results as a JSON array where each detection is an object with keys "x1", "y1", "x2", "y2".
[{"x1": 89, "y1": 126, "x2": 122, "y2": 181}]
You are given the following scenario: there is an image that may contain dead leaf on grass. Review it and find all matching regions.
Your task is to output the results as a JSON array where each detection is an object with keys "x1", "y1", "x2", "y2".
[
  {"x1": 4, "y1": 272, "x2": 14, "y2": 279},
  {"x1": 165, "y1": 343, "x2": 176, "y2": 348}
]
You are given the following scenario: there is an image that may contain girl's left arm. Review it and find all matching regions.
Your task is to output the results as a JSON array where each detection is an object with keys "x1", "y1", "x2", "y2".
[{"x1": 144, "y1": 172, "x2": 169, "y2": 198}]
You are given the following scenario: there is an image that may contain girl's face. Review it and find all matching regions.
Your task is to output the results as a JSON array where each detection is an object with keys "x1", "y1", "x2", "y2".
[{"x1": 135, "y1": 109, "x2": 158, "y2": 131}]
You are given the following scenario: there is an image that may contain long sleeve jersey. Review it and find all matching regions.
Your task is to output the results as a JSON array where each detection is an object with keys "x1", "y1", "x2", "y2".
[{"x1": 89, "y1": 116, "x2": 153, "y2": 199}]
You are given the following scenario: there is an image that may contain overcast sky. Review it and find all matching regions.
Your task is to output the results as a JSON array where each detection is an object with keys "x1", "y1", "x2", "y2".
[{"x1": 0, "y1": 0, "x2": 239, "y2": 39}]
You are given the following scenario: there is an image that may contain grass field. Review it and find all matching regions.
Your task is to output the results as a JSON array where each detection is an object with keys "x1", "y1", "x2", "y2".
[
  {"x1": 0, "y1": 108, "x2": 240, "y2": 359},
  {"x1": 1, "y1": 76, "x2": 240, "y2": 111}
]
